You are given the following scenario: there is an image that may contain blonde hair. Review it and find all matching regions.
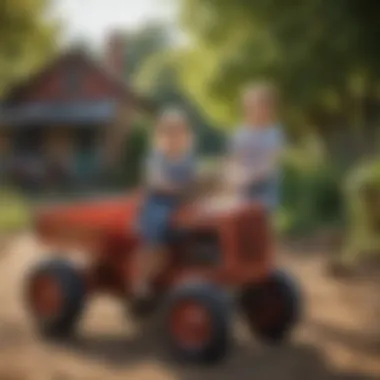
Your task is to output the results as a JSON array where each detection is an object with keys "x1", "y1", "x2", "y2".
[
  {"x1": 153, "y1": 107, "x2": 193, "y2": 148},
  {"x1": 155, "y1": 107, "x2": 191, "y2": 134}
]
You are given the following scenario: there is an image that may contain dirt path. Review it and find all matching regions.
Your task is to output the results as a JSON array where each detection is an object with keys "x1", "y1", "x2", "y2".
[{"x1": 0, "y1": 234, "x2": 379, "y2": 380}]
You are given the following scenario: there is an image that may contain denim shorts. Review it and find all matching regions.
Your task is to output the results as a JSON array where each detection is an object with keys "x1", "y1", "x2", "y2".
[{"x1": 139, "y1": 193, "x2": 180, "y2": 247}]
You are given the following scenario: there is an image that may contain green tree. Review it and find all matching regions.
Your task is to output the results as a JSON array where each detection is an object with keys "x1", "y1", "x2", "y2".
[
  {"x1": 131, "y1": 24, "x2": 225, "y2": 155},
  {"x1": 0, "y1": 0, "x2": 58, "y2": 95},
  {"x1": 123, "y1": 23, "x2": 172, "y2": 81},
  {"x1": 179, "y1": 0, "x2": 380, "y2": 158},
  {"x1": 137, "y1": 49, "x2": 225, "y2": 155}
]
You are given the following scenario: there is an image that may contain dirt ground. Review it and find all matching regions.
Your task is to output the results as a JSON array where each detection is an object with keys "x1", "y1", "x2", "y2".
[{"x1": 0, "y1": 234, "x2": 379, "y2": 380}]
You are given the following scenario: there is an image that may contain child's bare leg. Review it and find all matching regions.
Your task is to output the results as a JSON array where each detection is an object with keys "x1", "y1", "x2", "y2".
[
  {"x1": 131, "y1": 246, "x2": 152, "y2": 297},
  {"x1": 151, "y1": 246, "x2": 169, "y2": 279},
  {"x1": 131, "y1": 245, "x2": 168, "y2": 298}
]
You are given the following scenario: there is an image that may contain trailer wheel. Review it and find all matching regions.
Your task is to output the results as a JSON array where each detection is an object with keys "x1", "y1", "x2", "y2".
[
  {"x1": 239, "y1": 270, "x2": 302, "y2": 343},
  {"x1": 162, "y1": 281, "x2": 231, "y2": 364},
  {"x1": 26, "y1": 259, "x2": 86, "y2": 339}
]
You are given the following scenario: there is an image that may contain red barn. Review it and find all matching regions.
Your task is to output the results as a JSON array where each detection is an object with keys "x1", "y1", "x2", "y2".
[{"x1": 0, "y1": 34, "x2": 151, "y2": 192}]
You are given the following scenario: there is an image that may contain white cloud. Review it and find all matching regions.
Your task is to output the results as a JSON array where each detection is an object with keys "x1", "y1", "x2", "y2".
[{"x1": 52, "y1": 0, "x2": 178, "y2": 46}]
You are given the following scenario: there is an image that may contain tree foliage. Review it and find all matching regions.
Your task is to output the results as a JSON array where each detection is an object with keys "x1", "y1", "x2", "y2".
[
  {"x1": 130, "y1": 23, "x2": 225, "y2": 155},
  {"x1": 0, "y1": 0, "x2": 58, "y2": 95},
  {"x1": 179, "y1": 0, "x2": 380, "y2": 155},
  {"x1": 123, "y1": 23, "x2": 172, "y2": 81}
]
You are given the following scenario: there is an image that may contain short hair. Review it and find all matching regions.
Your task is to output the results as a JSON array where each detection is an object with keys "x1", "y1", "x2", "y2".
[
  {"x1": 156, "y1": 107, "x2": 191, "y2": 132},
  {"x1": 153, "y1": 107, "x2": 194, "y2": 149},
  {"x1": 159, "y1": 107, "x2": 188, "y2": 122},
  {"x1": 241, "y1": 81, "x2": 279, "y2": 106}
]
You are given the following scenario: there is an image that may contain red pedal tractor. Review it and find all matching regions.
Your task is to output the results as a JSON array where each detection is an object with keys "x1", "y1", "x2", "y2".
[{"x1": 25, "y1": 194, "x2": 302, "y2": 363}]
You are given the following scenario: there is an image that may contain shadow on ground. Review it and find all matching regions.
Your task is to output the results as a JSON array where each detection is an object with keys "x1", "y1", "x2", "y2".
[
  {"x1": 53, "y1": 320, "x2": 378, "y2": 380},
  {"x1": 308, "y1": 319, "x2": 380, "y2": 358}
]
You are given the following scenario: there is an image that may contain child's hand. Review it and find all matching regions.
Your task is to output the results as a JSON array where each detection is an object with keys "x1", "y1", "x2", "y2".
[
  {"x1": 224, "y1": 161, "x2": 249, "y2": 190},
  {"x1": 156, "y1": 181, "x2": 181, "y2": 194}
]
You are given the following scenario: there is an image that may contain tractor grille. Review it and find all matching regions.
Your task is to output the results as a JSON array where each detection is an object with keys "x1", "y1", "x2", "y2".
[
  {"x1": 236, "y1": 211, "x2": 268, "y2": 262},
  {"x1": 181, "y1": 230, "x2": 221, "y2": 267}
]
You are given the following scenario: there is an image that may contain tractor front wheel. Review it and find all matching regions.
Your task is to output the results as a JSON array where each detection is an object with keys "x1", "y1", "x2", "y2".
[
  {"x1": 25, "y1": 259, "x2": 86, "y2": 339},
  {"x1": 162, "y1": 281, "x2": 231, "y2": 364}
]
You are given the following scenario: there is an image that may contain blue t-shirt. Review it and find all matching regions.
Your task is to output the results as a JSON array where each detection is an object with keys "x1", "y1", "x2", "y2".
[{"x1": 230, "y1": 124, "x2": 285, "y2": 209}]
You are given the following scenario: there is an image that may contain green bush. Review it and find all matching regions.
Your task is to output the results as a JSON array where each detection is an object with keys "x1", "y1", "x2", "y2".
[
  {"x1": 115, "y1": 123, "x2": 149, "y2": 189},
  {"x1": 0, "y1": 188, "x2": 31, "y2": 233},
  {"x1": 338, "y1": 159, "x2": 380, "y2": 264},
  {"x1": 279, "y1": 159, "x2": 344, "y2": 236}
]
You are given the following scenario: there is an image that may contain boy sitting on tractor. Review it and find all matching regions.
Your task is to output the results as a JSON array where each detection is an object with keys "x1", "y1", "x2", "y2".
[{"x1": 131, "y1": 108, "x2": 196, "y2": 307}]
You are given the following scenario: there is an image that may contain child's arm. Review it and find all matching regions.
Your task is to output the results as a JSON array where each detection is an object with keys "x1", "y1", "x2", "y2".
[
  {"x1": 222, "y1": 156, "x2": 246, "y2": 189},
  {"x1": 246, "y1": 148, "x2": 283, "y2": 184},
  {"x1": 223, "y1": 132, "x2": 243, "y2": 189}
]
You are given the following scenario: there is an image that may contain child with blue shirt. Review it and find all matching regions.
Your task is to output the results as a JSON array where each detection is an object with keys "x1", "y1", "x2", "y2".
[
  {"x1": 228, "y1": 82, "x2": 285, "y2": 211},
  {"x1": 132, "y1": 109, "x2": 196, "y2": 303}
]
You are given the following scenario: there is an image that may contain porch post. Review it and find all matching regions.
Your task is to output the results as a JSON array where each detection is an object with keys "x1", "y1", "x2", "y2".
[{"x1": 104, "y1": 100, "x2": 133, "y2": 168}]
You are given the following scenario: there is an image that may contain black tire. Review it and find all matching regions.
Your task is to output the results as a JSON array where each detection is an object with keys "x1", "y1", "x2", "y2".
[
  {"x1": 25, "y1": 259, "x2": 86, "y2": 339},
  {"x1": 162, "y1": 281, "x2": 231, "y2": 364},
  {"x1": 239, "y1": 270, "x2": 301, "y2": 343}
]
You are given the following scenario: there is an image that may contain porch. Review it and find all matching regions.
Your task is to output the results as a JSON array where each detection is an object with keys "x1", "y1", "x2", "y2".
[{"x1": 0, "y1": 100, "x2": 120, "y2": 193}]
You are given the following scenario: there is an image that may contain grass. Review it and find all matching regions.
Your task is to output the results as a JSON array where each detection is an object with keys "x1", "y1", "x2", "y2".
[{"x1": 0, "y1": 188, "x2": 31, "y2": 234}]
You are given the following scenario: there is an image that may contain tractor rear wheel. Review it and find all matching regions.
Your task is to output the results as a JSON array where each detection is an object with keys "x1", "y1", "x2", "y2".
[{"x1": 239, "y1": 270, "x2": 302, "y2": 343}]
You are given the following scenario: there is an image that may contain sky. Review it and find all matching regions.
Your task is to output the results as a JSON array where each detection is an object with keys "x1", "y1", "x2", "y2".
[{"x1": 51, "y1": 0, "x2": 179, "y2": 47}]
